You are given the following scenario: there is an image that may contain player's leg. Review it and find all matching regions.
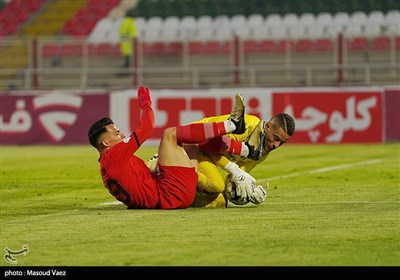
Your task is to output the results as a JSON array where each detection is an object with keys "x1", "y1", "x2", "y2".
[
  {"x1": 154, "y1": 97, "x2": 245, "y2": 209},
  {"x1": 197, "y1": 151, "x2": 225, "y2": 194},
  {"x1": 198, "y1": 121, "x2": 265, "y2": 160},
  {"x1": 191, "y1": 151, "x2": 228, "y2": 208},
  {"x1": 155, "y1": 129, "x2": 198, "y2": 209},
  {"x1": 158, "y1": 92, "x2": 245, "y2": 167},
  {"x1": 191, "y1": 192, "x2": 227, "y2": 208}
]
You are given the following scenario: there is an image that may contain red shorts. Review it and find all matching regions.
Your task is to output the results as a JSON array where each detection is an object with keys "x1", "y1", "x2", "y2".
[{"x1": 156, "y1": 164, "x2": 198, "y2": 209}]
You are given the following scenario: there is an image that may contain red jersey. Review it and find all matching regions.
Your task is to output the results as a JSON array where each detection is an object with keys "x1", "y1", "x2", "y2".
[{"x1": 99, "y1": 106, "x2": 159, "y2": 209}]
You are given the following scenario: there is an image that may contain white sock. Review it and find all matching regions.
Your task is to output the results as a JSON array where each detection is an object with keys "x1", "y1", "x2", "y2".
[
  {"x1": 240, "y1": 143, "x2": 249, "y2": 157},
  {"x1": 224, "y1": 120, "x2": 236, "y2": 133}
]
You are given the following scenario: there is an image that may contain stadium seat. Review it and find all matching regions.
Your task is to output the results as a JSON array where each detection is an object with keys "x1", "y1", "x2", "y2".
[
  {"x1": 194, "y1": 29, "x2": 215, "y2": 42},
  {"x1": 269, "y1": 25, "x2": 287, "y2": 40},
  {"x1": 60, "y1": 44, "x2": 83, "y2": 57},
  {"x1": 346, "y1": 36, "x2": 369, "y2": 52},
  {"x1": 141, "y1": 41, "x2": 164, "y2": 55},
  {"x1": 214, "y1": 27, "x2": 233, "y2": 42},
  {"x1": 275, "y1": 40, "x2": 287, "y2": 53},
  {"x1": 282, "y1": 13, "x2": 298, "y2": 28},
  {"x1": 332, "y1": 12, "x2": 350, "y2": 32},
  {"x1": 314, "y1": 38, "x2": 334, "y2": 52},
  {"x1": 385, "y1": 10, "x2": 400, "y2": 27},
  {"x1": 307, "y1": 25, "x2": 324, "y2": 39},
  {"x1": 230, "y1": 14, "x2": 247, "y2": 30},
  {"x1": 315, "y1": 12, "x2": 333, "y2": 28},
  {"x1": 363, "y1": 23, "x2": 382, "y2": 38},
  {"x1": 345, "y1": 24, "x2": 363, "y2": 38},
  {"x1": 164, "y1": 16, "x2": 180, "y2": 31},
  {"x1": 196, "y1": 15, "x2": 213, "y2": 30},
  {"x1": 213, "y1": 15, "x2": 230, "y2": 30},
  {"x1": 161, "y1": 42, "x2": 183, "y2": 55},
  {"x1": 298, "y1": 13, "x2": 315, "y2": 29},
  {"x1": 287, "y1": 25, "x2": 306, "y2": 40},
  {"x1": 371, "y1": 35, "x2": 391, "y2": 51},
  {"x1": 179, "y1": 15, "x2": 196, "y2": 40},
  {"x1": 42, "y1": 43, "x2": 60, "y2": 57},
  {"x1": 248, "y1": 27, "x2": 269, "y2": 40},
  {"x1": 247, "y1": 14, "x2": 264, "y2": 30},
  {"x1": 265, "y1": 13, "x2": 282, "y2": 28},
  {"x1": 234, "y1": 26, "x2": 250, "y2": 39},
  {"x1": 160, "y1": 29, "x2": 180, "y2": 43},
  {"x1": 146, "y1": 16, "x2": 163, "y2": 30},
  {"x1": 203, "y1": 40, "x2": 231, "y2": 55},
  {"x1": 87, "y1": 17, "x2": 114, "y2": 44},
  {"x1": 91, "y1": 43, "x2": 119, "y2": 56},
  {"x1": 367, "y1": 10, "x2": 385, "y2": 27},
  {"x1": 291, "y1": 38, "x2": 313, "y2": 52},
  {"x1": 349, "y1": 11, "x2": 368, "y2": 27}
]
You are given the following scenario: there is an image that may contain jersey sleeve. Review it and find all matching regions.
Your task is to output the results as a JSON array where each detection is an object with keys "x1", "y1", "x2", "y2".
[
  {"x1": 112, "y1": 105, "x2": 155, "y2": 162},
  {"x1": 134, "y1": 106, "x2": 155, "y2": 145}
]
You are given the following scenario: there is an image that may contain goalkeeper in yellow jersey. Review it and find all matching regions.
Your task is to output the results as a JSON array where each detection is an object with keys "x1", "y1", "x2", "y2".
[
  {"x1": 190, "y1": 110, "x2": 295, "y2": 208},
  {"x1": 146, "y1": 94, "x2": 295, "y2": 208}
]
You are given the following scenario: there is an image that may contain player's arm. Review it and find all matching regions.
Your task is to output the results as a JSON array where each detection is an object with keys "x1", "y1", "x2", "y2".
[
  {"x1": 208, "y1": 153, "x2": 255, "y2": 199},
  {"x1": 134, "y1": 86, "x2": 155, "y2": 145}
]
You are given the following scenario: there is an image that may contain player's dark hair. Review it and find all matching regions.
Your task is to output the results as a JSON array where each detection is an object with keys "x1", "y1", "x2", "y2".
[
  {"x1": 272, "y1": 113, "x2": 295, "y2": 136},
  {"x1": 88, "y1": 117, "x2": 114, "y2": 148}
]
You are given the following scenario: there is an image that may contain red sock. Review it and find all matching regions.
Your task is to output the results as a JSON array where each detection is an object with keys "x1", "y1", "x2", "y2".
[
  {"x1": 199, "y1": 136, "x2": 243, "y2": 155},
  {"x1": 176, "y1": 122, "x2": 227, "y2": 144}
]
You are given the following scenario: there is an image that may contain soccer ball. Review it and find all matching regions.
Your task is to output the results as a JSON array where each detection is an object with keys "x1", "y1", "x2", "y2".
[{"x1": 224, "y1": 174, "x2": 254, "y2": 205}]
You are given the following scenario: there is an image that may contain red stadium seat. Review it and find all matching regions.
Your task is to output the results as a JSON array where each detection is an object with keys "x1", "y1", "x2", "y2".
[
  {"x1": 142, "y1": 42, "x2": 164, "y2": 55},
  {"x1": 162, "y1": 42, "x2": 184, "y2": 55},
  {"x1": 291, "y1": 38, "x2": 314, "y2": 52},
  {"x1": 42, "y1": 44, "x2": 60, "y2": 57},
  {"x1": 60, "y1": 44, "x2": 83, "y2": 56},
  {"x1": 203, "y1": 41, "x2": 231, "y2": 55},
  {"x1": 347, "y1": 37, "x2": 369, "y2": 52},
  {"x1": 314, "y1": 38, "x2": 334, "y2": 52},
  {"x1": 188, "y1": 41, "x2": 203, "y2": 55},
  {"x1": 371, "y1": 36, "x2": 391, "y2": 51},
  {"x1": 275, "y1": 40, "x2": 287, "y2": 53}
]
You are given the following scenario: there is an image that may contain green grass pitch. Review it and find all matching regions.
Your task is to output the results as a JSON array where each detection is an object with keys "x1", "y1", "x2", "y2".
[{"x1": 1, "y1": 143, "x2": 399, "y2": 266}]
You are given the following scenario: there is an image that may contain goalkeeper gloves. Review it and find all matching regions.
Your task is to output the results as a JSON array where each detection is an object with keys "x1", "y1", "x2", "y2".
[
  {"x1": 138, "y1": 86, "x2": 152, "y2": 108},
  {"x1": 224, "y1": 162, "x2": 256, "y2": 200},
  {"x1": 249, "y1": 185, "x2": 267, "y2": 204}
]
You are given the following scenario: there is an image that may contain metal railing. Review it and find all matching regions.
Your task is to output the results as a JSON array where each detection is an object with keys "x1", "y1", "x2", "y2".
[{"x1": 1, "y1": 35, "x2": 399, "y2": 90}]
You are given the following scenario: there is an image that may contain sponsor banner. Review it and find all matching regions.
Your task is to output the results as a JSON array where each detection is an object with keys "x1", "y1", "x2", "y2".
[
  {"x1": 273, "y1": 89, "x2": 383, "y2": 143},
  {"x1": 1, "y1": 87, "x2": 388, "y2": 144},
  {"x1": 110, "y1": 88, "x2": 273, "y2": 145},
  {"x1": 384, "y1": 88, "x2": 400, "y2": 142},
  {"x1": 0, "y1": 92, "x2": 109, "y2": 144}
]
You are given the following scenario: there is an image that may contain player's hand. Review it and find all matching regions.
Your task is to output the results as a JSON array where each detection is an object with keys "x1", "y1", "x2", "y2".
[
  {"x1": 249, "y1": 185, "x2": 267, "y2": 204},
  {"x1": 232, "y1": 172, "x2": 255, "y2": 199},
  {"x1": 138, "y1": 86, "x2": 152, "y2": 108}
]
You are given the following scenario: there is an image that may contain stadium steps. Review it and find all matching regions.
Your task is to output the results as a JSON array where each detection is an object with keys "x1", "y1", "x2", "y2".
[
  {"x1": 21, "y1": 0, "x2": 88, "y2": 37},
  {"x1": 0, "y1": 0, "x2": 88, "y2": 88}
]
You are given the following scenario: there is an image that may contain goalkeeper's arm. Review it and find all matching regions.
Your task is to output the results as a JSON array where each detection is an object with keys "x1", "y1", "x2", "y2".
[{"x1": 223, "y1": 161, "x2": 255, "y2": 199}]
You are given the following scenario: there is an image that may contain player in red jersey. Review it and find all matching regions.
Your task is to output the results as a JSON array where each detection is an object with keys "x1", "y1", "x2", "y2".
[{"x1": 88, "y1": 86, "x2": 248, "y2": 209}]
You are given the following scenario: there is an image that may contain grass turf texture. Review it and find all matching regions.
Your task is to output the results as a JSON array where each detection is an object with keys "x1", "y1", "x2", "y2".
[{"x1": 1, "y1": 143, "x2": 399, "y2": 266}]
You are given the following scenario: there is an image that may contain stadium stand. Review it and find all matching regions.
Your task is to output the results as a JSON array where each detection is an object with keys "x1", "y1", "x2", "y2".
[{"x1": 1, "y1": 0, "x2": 399, "y2": 90}]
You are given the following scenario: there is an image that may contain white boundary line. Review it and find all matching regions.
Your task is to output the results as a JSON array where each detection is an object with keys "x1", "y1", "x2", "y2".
[
  {"x1": 264, "y1": 200, "x2": 400, "y2": 205},
  {"x1": 257, "y1": 159, "x2": 382, "y2": 184}
]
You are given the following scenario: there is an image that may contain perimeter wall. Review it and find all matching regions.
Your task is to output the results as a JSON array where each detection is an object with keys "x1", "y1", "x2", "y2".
[{"x1": 1, "y1": 86, "x2": 399, "y2": 145}]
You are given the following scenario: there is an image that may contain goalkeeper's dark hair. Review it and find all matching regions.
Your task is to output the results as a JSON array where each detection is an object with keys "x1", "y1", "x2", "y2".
[
  {"x1": 88, "y1": 117, "x2": 114, "y2": 148},
  {"x1": 272, "y1": 113, "x2": 295, "y2": 136}
]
